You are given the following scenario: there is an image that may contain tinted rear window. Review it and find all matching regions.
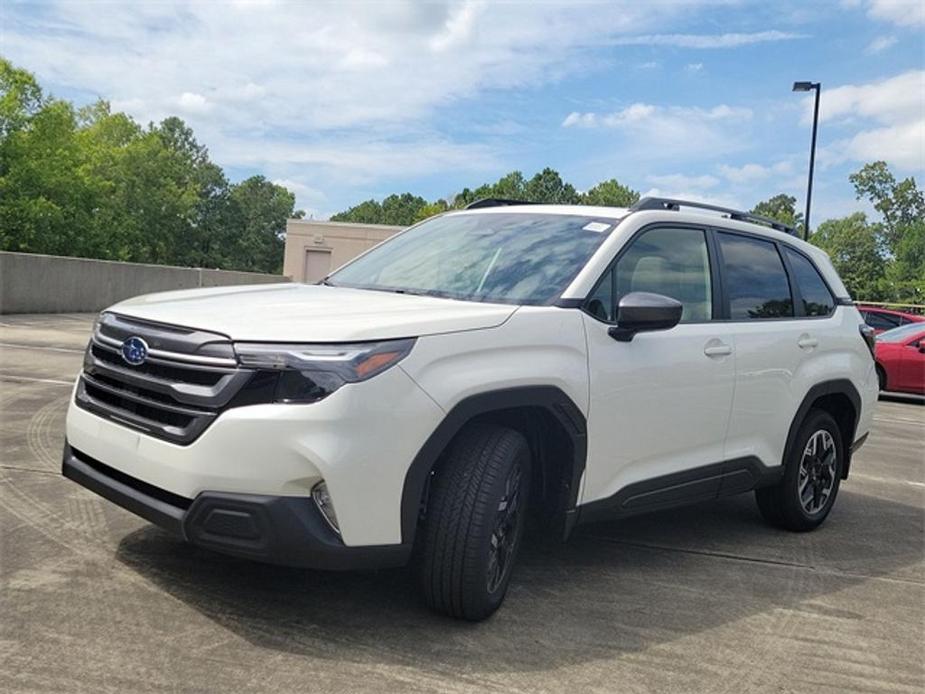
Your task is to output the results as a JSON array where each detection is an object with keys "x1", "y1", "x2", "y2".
[
  {"x1": 718, "y1": 233, "x2": 793, "y2": 319},
  {"x1": 784, "y1": 247, "x2": 834, "y2": 316}
]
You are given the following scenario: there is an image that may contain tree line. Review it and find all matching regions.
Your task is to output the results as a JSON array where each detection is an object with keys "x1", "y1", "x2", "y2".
[
  {"x1": 0, "y1": 58, "x2": 303, "y2": 274},
  {"x1": 2, "y1": 57, "x2": 922, "y2": 302}
]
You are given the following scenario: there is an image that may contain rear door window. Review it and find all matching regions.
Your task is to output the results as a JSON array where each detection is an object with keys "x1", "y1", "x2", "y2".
[{"x1": 718, "y1": 233, "x2": 794, "y2": 320}]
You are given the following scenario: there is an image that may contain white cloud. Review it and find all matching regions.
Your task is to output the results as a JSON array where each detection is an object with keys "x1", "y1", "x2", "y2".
[
  {"x1": 641, "y1": 187, "x2": 743, "y2": 209},
  {"x1": 842, "y1": 119, "x2": 925, "y2": 169},
  {"x1": 865, "y1": 35, "x2": 897, "y2": 53},
  {"x1": 562, "y1": 102, "x2": 752, "y2": 156},
  {"x1": 718, "y1": 161, "x2": 793, "y2": 183},
  {"x1": 807, "y1": 71, "x2": 924, "y2": 125},
  {"x1": 647, "y1": 173, "x2": 719, "y2": 189},
  {"x1": 865, "y1": 0, "x2": 925, "y2": 27},
  {"x1": 563, "y1": 103, "x2": 751, "y2": 129},
  {"x1": 3, "y1": 0, "x2": 763, "y2": 211},
  {"x1": 807, "y1": 70, "x2": 925, "y2": 171},
  {"x1": 612, "y1": 30, "x2": 808, "y2": 49},
  {"x1": 685, "y1": 63, "x2": 704, "y2": 72},
  {"x1": 176, "y1": 92, "x2": 212, "y2": 114}
]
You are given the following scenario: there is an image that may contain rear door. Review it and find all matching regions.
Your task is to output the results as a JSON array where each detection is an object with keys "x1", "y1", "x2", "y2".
[{"x1": 718, "y1": 232, "x2": 842, "y2": 472}]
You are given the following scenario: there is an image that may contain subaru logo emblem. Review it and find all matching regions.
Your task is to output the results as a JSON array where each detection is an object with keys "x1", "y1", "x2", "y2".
[{"x1": 121, "y1": 336, "x2": 149, "y2": 366}]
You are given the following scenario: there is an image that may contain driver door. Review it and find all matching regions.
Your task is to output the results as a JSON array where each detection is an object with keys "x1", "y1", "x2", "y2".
[{"x1": 580, "y1": 225, "x2": 735, "y2": 514}]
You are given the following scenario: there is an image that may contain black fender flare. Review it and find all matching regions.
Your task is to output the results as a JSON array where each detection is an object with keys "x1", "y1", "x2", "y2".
[
  {"x1": 783, "y1": 379, "x2": 861, "y2": 478},
  {"x1": 399, "y1": 385, "x2": 587, "y2": 545}
]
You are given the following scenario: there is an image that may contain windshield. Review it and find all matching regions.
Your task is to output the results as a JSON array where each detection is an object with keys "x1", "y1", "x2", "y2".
[
  {"x1": 327, "y1": 212, "x2": 614, "y2": 305},
  {"x1": 877, "y1": 322, "x2": 925, "y2": 343}
]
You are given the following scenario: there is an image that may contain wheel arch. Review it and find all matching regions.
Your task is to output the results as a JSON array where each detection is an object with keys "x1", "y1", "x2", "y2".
[
  {"x1": 875, "y1": 361, "x2": 887, "y2": 391},
  {"x1": 784, "y1": 379, "x2": 861, "y2": 480},
  {"x1": 399, "y1": 386, "x2": 587, "y2": 547}
]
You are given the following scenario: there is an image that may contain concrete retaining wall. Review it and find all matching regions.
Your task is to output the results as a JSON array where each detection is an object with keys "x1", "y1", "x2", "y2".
[{"x1": 0, "y1": 251, "x2": 288, "y2": 314}]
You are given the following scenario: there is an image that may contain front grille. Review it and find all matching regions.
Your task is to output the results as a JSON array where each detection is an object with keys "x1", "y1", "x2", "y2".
[{"x1": 75, "y1": 313, "x2": 258, "y2": 445}]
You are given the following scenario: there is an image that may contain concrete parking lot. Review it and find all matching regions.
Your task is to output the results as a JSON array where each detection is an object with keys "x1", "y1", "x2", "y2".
[{"x1": 1, "y1": 313, "x2": 922, "y2": 694}]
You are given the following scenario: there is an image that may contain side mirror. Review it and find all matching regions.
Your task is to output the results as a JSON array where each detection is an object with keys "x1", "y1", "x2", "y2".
[{"x1": 608, "y1": 292, "x2": 683, "y2": 342}]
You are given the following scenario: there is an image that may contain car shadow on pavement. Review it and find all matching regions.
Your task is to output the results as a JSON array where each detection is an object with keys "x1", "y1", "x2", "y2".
[{"x1": 115, "y1": 489, "x2": 923, "y2": 674}]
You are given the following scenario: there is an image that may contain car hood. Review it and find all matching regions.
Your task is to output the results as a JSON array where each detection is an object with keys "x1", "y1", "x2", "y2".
[{"x1": 108, "y1": 283, "x2": 518, "y2": 342}]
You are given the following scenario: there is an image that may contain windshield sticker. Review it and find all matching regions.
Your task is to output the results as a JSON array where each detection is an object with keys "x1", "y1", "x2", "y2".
[{"x1": 582, "y1": 221, "x2": 611, "y2": 233}]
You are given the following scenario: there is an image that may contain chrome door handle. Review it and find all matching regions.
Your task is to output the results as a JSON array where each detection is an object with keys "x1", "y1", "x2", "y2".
[
  {"x1": 798, "y1": 335, "x2": 819, "y2": 350},
  {"x1": 704, "y1": 343, "x2": 733, "y2": 357}
]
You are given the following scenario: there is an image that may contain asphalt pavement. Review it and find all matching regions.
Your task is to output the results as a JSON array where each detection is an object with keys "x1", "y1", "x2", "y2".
[{"x1": 1, "y1": 313, "x2": 922, "y2": 693}]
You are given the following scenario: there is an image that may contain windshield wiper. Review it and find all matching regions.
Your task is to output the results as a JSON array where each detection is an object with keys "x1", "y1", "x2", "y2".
[{"x1": 370, "y1": 287, "x2": 459, "y2": 299}]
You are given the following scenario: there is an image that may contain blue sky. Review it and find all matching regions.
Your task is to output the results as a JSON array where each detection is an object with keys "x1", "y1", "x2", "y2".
[{"x1": 2, "y1": 0, "x2": 923, "y2": 221}]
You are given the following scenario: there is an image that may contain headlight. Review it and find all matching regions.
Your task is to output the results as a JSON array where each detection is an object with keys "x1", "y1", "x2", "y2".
[{"x1": 234, "y1": 338, "x2": 416, "y2": 403}]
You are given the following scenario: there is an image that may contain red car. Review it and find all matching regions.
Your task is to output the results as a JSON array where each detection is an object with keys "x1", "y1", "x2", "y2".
[
  {"x1": 858, "y1": 305, "x2": 925, "y2": 335},
  {"x1": 875, "y1": 323, "x2": 925, "y2": 394}
]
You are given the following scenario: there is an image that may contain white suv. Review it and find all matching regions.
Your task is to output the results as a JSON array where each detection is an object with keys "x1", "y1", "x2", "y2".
[{"x1": 63, "y1": 197, "x2": 878, "y2": 620}]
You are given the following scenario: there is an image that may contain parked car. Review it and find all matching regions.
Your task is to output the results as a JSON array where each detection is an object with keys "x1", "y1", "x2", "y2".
[
  {"x1": 857, "y1": 305, "x2": 925, "y2": 334},
  {"x1": 62, "y1": 197, "x2": 879, "y2": 620},
  {"x1": 875, "y1": 323, "x2": 925, "y2": 394}
]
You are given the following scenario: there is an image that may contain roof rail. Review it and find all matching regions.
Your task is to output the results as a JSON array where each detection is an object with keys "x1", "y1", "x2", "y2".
[
  {"x1": 465, "y1": 198, "x2": 538, "y2": 210},
  {"x1": 630, "y1": 196, "x2": 798, "y2": 236}
]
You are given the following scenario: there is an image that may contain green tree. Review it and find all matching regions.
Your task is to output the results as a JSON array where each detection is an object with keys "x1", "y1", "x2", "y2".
[
  {"x1": 0, "y1": 58, "x2": 303, "y2": 273},
  {"x1": 751, "y1": 194, "x2": 804, "y2": 231},
  {"x1": 850, "y1": 161, "x2": 925, "y2": 251},
  {"x1": 581, "y1": 179, "x2": 639, "y2": 207},
  {"x1": 811, "y1": 212, "x2": 886, "y2": 300},
  {"x1": 881, "y1": 220, "x2": 925, "y2": 303},
  {"x1": 0, "y1": 57, "x2": 43, "y2": 140},
  {"x1": 330, "y1": 199, "x2": 385, "y2": 224},
  {"x1": 332, "y1": 192, "x2": 428, "y2": 226},
  {"x1": 414, "y1": 199, "x2": 449, "y2": 223},
  {"x1": 523, "y1": 167, "x2": 579, "y2": 204},
  {"x1": 226, "y1": 176, "x2": 300, "y2": 273},
  {"x1": 380, "y1": 193, "x2": 429, "y2": 226}
]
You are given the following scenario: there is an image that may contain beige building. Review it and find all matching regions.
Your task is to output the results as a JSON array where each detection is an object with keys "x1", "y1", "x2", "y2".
[{"x1": 283, "y1": 219, "x2": 403, "y2": 283}]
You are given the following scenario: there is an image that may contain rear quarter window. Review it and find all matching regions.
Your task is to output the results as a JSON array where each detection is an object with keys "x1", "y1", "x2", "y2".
[{"x1": 783, "y1": 247, "x2": 835, "y2": 316}]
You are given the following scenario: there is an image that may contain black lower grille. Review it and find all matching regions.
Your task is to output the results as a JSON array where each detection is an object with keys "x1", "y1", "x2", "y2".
[{"x1": 71, "y1": 446, "x2": 193, "y2": 510}]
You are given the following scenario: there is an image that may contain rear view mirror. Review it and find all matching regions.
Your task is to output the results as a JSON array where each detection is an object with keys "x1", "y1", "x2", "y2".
[{"x1": 608, "y1": 292, "x2": 683, "y2": 342}]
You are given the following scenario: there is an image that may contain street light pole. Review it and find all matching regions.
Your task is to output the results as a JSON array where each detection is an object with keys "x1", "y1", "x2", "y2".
[{"x1": 793, "y1": 81, "x2": 821, "y2": 241}]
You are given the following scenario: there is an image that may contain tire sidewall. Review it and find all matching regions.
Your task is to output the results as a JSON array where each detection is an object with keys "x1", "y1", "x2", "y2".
[
  {"x1": 783, "y1": 410, "x2": 844, "y2": 526},
  {"x1": 471, "y1": 442, "x2": 531, "y2": 612}
]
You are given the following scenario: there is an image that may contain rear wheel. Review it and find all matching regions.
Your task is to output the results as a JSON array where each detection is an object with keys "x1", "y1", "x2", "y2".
[
  {"x1": 418, "y1": 424, "x2": 531, "y2": 621},
  {"x1": 756, "y1": 409, "x2": 843, "y2": 532}
]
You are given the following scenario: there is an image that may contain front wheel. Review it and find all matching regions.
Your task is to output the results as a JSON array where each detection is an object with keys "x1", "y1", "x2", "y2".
[
  {"x1": 756, "y1": 409, "x2": 844, "y2": 531},
  {"x1": 418, "y1": 424, "x2": 531, "y2": 621}
]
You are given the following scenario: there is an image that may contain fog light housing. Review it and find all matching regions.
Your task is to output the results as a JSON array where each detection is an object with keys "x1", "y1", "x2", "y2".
[{"x1": 312, "y1": 481, "x2": 340, "y2": 535}]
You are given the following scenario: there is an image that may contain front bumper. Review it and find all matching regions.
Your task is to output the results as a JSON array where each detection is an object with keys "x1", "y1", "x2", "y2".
[
  {"x1": 62, "y1": 443, "x2": 411, "y2": 570},
  {"x1": 65, "y1": 363, "x2": 445, "y2": 546}
]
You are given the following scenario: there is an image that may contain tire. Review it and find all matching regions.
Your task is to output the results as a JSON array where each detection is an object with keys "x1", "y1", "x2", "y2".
[
  {"x1": 418, "y1": 424, "x2": 531, "y2": 621},
  {"x1": 876, "y1": 364, "x2": 887, "y2": 392},
  {"x1": 756, "y1": 409, "x2": 844, "y2": 532}
]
